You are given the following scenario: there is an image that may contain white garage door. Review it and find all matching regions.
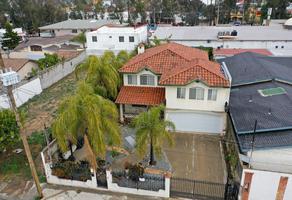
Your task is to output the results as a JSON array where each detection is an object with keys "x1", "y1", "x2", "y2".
[{"x1": 166, "y1": 111, "x2": 225, "y2": 134}]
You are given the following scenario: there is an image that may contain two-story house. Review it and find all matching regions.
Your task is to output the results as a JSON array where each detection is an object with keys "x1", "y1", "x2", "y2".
[{"x1": 116, "y1": 43, "x2": 231, "y2": 134}]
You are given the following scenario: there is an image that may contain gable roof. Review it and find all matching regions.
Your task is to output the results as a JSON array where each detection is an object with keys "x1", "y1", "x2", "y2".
[
  {"x1": 159, "y1": 59, "x2": 230, "y2": 87},
  {"x1": 119, "y1": 43, "x2": 209, "y2": 75},
  {"x1": 3, "y1": 58, "x2": 31, "y2": 72},
  {"x1": 39, "y1": 19, "x2": 119, "y2": 30},
  {"x1": 120, "y1": 43, "x2": 229, "y2": 87}
]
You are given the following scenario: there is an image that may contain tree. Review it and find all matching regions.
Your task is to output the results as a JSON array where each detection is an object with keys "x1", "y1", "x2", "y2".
[
  {"x1": 2, "y1": 22, "x2": 20, "y2": 50},
  {"x1": 77, "y1": 52, "x2": 121, "y2": 100},
  {"x1": 71, "y1": 31, "x2": 86, "y2": 48},
  {"x1": 37, "y1": 53, "x2": 60, "y2": 70},
  {"x1": 132, "y1": 105, "x2": 175, "y2": 165},
  {"x1": 0, "y1": 109, "x2": 19, "y2": 152},
  {"x1": 115, "y1": 50, "x2": 131, "y2": 70},
  {"x1": 52, "y1": 82, "x2": 121, "y2": 169}
]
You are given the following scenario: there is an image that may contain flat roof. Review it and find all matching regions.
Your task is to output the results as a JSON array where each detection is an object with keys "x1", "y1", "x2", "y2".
[
  {"x1": 152, "y1": 25, "x2": 292, "y2": 41},
  {"x1": 39, "y1": 19, "x2": 119, "y2": 30}
]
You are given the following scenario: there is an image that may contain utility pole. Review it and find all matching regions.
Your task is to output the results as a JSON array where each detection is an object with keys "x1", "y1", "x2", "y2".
[
  {"x1": 216, "y1": 0, "x2": 220, "y2": 25},
  {"x1": 0, "y1": 51, "x2": 43, "y2": 198},
  {"x1": 248, "y1": 120, "x2": 257, "y2": 168}
]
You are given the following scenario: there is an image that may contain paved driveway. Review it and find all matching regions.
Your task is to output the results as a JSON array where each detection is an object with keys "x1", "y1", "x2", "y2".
[{"x1": 163, "y1": 132, "x2": 226, "y2": 183}]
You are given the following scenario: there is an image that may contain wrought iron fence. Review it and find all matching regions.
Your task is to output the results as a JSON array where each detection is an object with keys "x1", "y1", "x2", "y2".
[
  {"x1": 171, "y1": 177, "x2": 226, "y2": 200},
  {"x1": 112, "y1": 171, "x2": 165, "y2": 191}
]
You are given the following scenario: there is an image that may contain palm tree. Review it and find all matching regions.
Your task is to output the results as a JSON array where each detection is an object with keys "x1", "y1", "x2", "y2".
[
  {"x1": 71, "y1": 31, "x2": 86, "y2": 48},
  {"x1": 52, "y1": 82, "x2": 121, "y2": 169},
  {"x1": 76, "y1": 53, "x2": 120, "y2": 100},
  {"x1": 132, "y1": 105, "x2": 175, "y2": 165}
]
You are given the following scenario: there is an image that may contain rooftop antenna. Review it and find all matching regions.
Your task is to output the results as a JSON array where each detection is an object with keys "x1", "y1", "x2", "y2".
[{"x1": 248, "y1": 120, "x2": 257, "y2": 168}]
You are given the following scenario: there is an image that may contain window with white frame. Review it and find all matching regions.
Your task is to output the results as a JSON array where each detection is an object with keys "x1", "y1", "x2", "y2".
[
  {"x1": 127, "y1": 74, "x2": 137, "y2": 85},
  {"x1": 177, "y1": 88, "x2": 186, "y2": 99},
  {"x1": 92, "y1": 36, "x2": 97, "y2": 42},
  {"x1": 140, "y1": 74, "x2": 155, "y2": 85},
  {"x1": 189, "y1": 87, "x2": 204, "y2": 100},
  {"x1": 208, "y1": 89, "x2": 217, "y2": 101}
]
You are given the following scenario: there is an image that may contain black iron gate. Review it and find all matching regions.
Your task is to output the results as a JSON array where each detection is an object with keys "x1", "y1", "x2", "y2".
[
  {"x1": 96, "y1": 169, "x2": 107, "y2": 188},
  {"x1": 171, "y1": 177, "x2": 239, "y2": 200}
]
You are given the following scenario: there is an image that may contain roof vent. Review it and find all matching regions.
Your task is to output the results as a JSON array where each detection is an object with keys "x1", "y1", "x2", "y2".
[
  {"x1": 268, "y1": 108, "x2": 272, "y2": 115},
  {"x1": 248, "y1": 95, "x2": 253, "y2": 103}
]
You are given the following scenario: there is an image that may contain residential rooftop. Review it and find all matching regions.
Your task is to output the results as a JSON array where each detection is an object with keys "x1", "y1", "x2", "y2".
[
  {"x1": 15, "y1": 35, "x2": 75, "y2": 51},
  {"x1": 39, "y1": 19, "x2": 120, "y2": 30},
  {"x1": 214, "y1": 48, "x2": 273, "y2": 57},
  {"x1": 221, "y1": 52, "x2": 292, "y2": 152},
  {"x1": 152, "y1": 25, "x2": 292, "y2": 41},
  {"x1": 3, "y1": 58, "x2": 32, "y2": 72}
]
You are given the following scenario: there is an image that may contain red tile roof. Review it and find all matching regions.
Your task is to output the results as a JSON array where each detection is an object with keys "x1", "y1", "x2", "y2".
[
  {"x1": 214, "y1": 49, "x2": 273, "y2": 56},
  {"x1": 159, "y1": 59, "x2": 230, "y2": 87},
  {"x1": 115, "y1": 86, "x2": 165, "y2": 105},
  {"x1": 120, "y1": 42, "x2": 209, "y2": 74}
]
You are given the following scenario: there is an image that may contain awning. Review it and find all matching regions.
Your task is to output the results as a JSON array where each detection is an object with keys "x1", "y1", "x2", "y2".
[{"x1": 115, "y1": 86, "x2": 165, "y2": 106}]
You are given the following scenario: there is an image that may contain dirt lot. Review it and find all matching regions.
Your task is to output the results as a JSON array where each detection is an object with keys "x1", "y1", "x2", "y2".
[
  {"x1": 21, "y1": 72, "x2": 79, "y2": 135},
  {"x1": 163, "y1": 132, "x2": 226, "y2": 183}
]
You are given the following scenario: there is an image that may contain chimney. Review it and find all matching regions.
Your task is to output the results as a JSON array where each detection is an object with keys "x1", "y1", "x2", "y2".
[{"x1": 138, "y1": 43, "x2": 145, "y2": 54}]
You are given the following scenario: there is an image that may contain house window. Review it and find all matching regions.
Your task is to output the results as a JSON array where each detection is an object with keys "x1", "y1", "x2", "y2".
[
  {"x1": 127, "y1": 74, "x2": 137, "y2": 85},
  {"x1": 30, "y1": 45, "x2": 42, "y2": 51},
  {"x1": 140, "y1": 74, "x2": 155, "y2": 85},
  {"x1": 72, "y1": 29, "x2": 78, "y2": 33},
  {"x1": 92, "y1": 36, "x2": 97, "y2": 42},
  {"x1": 189, "y1": 87, "x2": 204, "y2": 100},
  {"x1": 208, "y1": 89, "x2": 217, "y2": 101},
  {"x1": 119, "y1": 36, "x2": 124, "y2": 42},
  {"x1": 129, "y1": 36, "x2": 135, "y2": 42},
  {"x1": 177, "y1": 88, "x2": 186, "y2": 99}
]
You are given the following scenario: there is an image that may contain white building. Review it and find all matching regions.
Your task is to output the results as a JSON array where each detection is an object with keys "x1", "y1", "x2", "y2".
[
  {"x1": 151, "y1": 24, "x2": 292, "y2": 56},
  {"x1": 116, "y1": 43, "x2": 231, "y2": 134},
  {"x1": 86, "y1": 25, "x2": 148, "y2": 55}
]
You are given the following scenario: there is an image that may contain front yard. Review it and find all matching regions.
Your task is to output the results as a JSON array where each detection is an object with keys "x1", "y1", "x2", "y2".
[{"x1": 0, "y1": 72, "x2": 80, "y2": 199}]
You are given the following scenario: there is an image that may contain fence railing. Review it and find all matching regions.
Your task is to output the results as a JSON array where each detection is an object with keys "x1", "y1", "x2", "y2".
[
  {"x1": 171, "y1": 177, "x2": 226, "y2": 200},
  {"x1": 111, "y1": 170, "x2": 165, "y2": 192}
]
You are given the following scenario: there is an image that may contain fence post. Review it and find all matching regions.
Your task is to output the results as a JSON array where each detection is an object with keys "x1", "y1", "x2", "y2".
[{"x1": 192, "y1": 180, "x2": 196, "y2": 197}]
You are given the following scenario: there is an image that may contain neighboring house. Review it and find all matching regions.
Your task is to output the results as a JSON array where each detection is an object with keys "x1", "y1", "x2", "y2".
[
  {"x1": 151, "y1": 24, "x2": 292, "y2": 56},
  {"x1": 11, "y1": 35, "x2": 82, "y2": 60},
  {"x1": 3, "y1": 58, "x2": 38, "y2": 80},
  {"x1": 116, "y1": 43, "x2": 231, "y2": 134},
  {"x1": 221, "y1": 52, "x2": 292, "y2": 200},
  {"x1": 39, "y1": 19, "x2": 119, "y2": 37},
  {"x1": 214, "y1": 48, "x2": 272, "y2": 59},
  {"x1": 86, "y1": 25, "x2": 148, "y2": 55}
]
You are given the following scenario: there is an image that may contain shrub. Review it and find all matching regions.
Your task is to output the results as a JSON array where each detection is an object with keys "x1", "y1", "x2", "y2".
[{"x1": 37, "y1": 53, "x2": 60, "y2": 70}]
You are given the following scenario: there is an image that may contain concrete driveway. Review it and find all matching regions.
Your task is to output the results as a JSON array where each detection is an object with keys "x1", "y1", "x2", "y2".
[{"x1": 163, "y1": 132, "x2": 226, "y2": 183}]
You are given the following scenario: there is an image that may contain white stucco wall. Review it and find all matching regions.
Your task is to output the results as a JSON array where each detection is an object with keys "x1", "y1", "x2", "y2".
[
  {"x1": 165, "y1": 81, "x2": 230, "y2": 112},
  {"x1": 18, "y1": 62, "x2": 38, "y2": 80},
  {"x1": 240, "y1": 169, "x2": 292, "y2": 200},
  {"x1": 0, "y1": 78, "x2": 43, "y2": 109},
  {"x1": 156, "y1": 40, "x2": 292, "y2": 51},
  {"x1": 123, "y1": 70, "x2": 159, "y2": 87},
  {"x1": 246, "y1": 146, "x2": 292, "y2": 174},
  {"x1": 86, "y1": 26, "x2": 148, "y2": 54}
]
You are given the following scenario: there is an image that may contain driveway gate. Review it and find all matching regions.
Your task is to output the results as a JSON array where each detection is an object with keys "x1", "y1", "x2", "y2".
[{"x1": 171, "y1": 177, "x2": 234, "y2": 200}]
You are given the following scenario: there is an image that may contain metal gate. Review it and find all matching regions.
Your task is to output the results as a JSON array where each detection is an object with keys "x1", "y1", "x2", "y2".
[
  {"x1": 170, "y1": 177, "x2": 226, "y2": 200},
  {"x1": 96, "y1": 169, "x2": 107, "y2": 188}
]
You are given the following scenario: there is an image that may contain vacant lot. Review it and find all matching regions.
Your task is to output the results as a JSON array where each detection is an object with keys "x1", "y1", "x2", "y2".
[{"x1": 164, "y1": 132, "x2": 226, "y2": 183}]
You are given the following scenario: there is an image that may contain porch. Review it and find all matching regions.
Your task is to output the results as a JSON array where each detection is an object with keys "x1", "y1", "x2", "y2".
[{"x1": 115, "y1": 86, "x2": 165, "y2": 122}]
